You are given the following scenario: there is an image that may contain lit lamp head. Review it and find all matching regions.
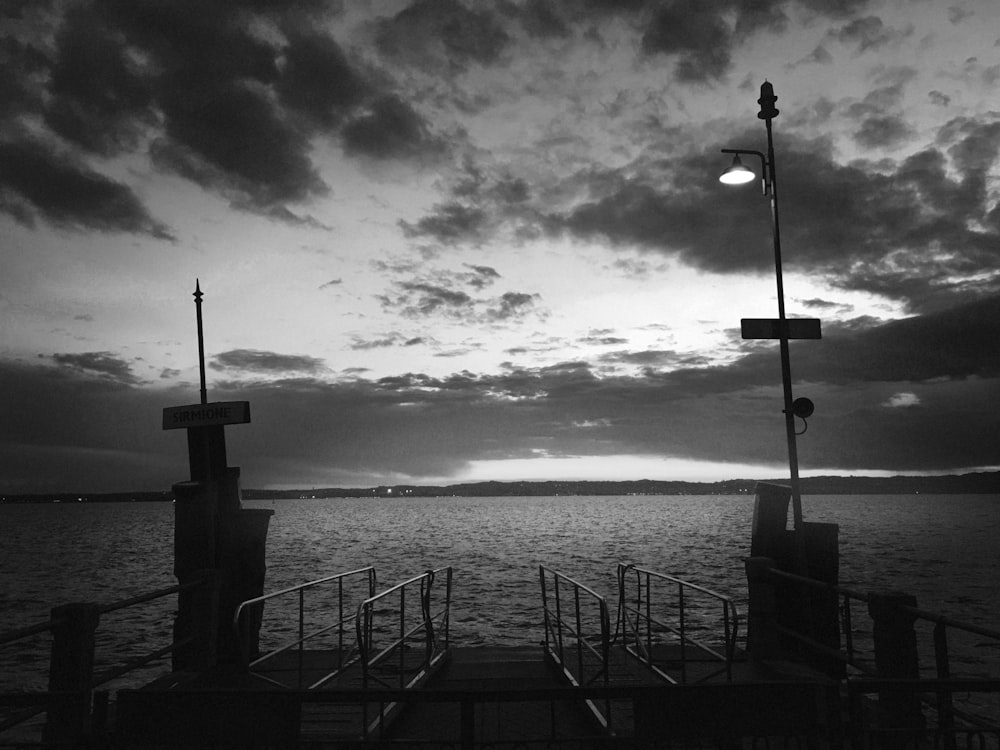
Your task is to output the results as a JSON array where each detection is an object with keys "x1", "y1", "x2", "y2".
[{"x1": 719, "y1": 154, "x2": 756, "y2": 185}]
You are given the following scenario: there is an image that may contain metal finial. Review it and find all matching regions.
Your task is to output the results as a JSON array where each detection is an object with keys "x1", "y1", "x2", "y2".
[{"x1": 194, "y1": 279, "x2": 207, "y2": 404}]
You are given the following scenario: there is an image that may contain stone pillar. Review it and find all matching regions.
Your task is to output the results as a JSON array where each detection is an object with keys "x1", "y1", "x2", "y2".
[
  {"x1": 750, "y1": 482, "x2": 791, "y2": 558},
  {"x1": 44, "y1": 602, "x2": 100, "y2": 746},
  {"x1": 868, "y1": 592, "x2": 924, "y2": 738},
  {"x1": 744, "y1": 557, "x2": 780, "y2": 661},
  {"x1": 172, "y1": 569, "x2": 221, "y2": 672},
  {"x1": 217, "y1": 504, "x2": 273, "y2": 663}
]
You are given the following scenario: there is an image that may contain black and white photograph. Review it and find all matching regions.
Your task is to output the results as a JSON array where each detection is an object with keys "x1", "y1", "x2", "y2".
[{"x1": 1, "y1": 1, "x2": 998, "y2": 746}]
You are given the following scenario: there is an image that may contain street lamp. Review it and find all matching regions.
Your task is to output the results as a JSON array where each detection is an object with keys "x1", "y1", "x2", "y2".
[{"x1": 719, "y1": 81, "x2": 807, "y2": 537}]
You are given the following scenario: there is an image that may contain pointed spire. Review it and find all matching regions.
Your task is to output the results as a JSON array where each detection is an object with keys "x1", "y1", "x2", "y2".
[{"x1": 194, "y1": 279, "x2": 207, "y2": 404}]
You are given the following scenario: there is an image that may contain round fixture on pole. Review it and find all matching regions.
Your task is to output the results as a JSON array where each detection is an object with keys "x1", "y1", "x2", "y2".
[
  {"x1": 719, "y1": 154, "x2": 756, "y2": 185},
  {"x1": 792, "y1": 397, "x2": 814, "y2": 419}
]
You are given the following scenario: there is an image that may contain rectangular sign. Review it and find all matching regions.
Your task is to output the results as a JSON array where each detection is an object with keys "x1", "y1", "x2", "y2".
[
  {"x1": 741, "y1": 318, "x2": 821, "y2": 340},
  {"x1": 162, "y1": 401, "x2": 251, "y2": 430}
]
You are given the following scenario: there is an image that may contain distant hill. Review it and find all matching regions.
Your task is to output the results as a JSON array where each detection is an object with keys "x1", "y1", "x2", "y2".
[
  {"x1": 2, "y1": 472, "x2": 996, "y2": 503},
  {"x1": 242, "y1": 472, "x2": 999, "y2": 499}
]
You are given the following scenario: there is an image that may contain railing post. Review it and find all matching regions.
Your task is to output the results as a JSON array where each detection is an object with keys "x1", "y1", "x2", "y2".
[
  {"x1": 44, "y1": 602, "x2": 100, "y2": 746},
  {"x1": 868, "y1": 592, "x2": 925, "y2": 741},
  {"x1": 934, "y1": 622, "x2": 956, "y2": 748},
  {"x1": 744, "y1": 557, "x2": 781, "y2": 661}
]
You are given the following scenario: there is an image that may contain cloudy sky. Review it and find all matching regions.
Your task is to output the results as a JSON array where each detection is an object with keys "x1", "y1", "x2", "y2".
[{"x1": 1, "y1": 0, "x2": 998, "y2": 493}]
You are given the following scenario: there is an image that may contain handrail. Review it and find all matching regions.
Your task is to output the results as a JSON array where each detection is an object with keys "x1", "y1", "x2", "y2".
[
  {"x1": 355, "y1": 567, "x2": 451, "y2": 690},
  {"x1": 539, "y1": 565, "x2": 612, "y2": 732},
  {"x1": 0, "y1": 580, "x2": 205, "y2": 649},
  {"x1": 99, "y1": 578, "x2": 205, "y2": 615},
  {"x1": 0, "y1": 619, "x2": 66, "y2": 647},
  {"x1": 616, "y1": 563, "x2": 739, "y2": 683},
  {"x1": 354, "y1": 567, "x2": 452, "y2": 738},
  {"x1": 763, "y1": 566, "x2": 1000, "y2": 676},
  {"x1": 233, "y1": 566, "x2": 377, "y2": 688},
  {"x1": 0, "y1": 575, "x2": 210, "y2": 740}
]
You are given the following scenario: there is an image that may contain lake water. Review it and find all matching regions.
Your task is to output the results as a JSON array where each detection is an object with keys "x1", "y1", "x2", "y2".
[{"x1": 2, "y1": 493, "x2": 998, "y2": 694}]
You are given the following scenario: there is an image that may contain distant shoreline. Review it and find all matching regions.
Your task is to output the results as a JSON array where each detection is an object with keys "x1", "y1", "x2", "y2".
[{"x1": 1, "y1": 472, "x2": 997, "y2": 503}]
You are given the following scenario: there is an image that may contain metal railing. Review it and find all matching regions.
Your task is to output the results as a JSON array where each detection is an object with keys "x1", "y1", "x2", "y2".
[
  {"x1": 539, "y1": 565, "x2": 612, "y2": 732},
  {"x1": 763, "y1": 566, "x2": 1000, "y2": 740},
  {"x1": 233, "y1": 566, "x2": 377, "y2": 689},
  {"x1": 0, "y1": 576, "x2": 207, "y2": 742},
  {"x1": 356, "y1": 567, "x2": 452, "y2": 689},
  {"x1": 616, "y1": 563, "x2": 739, "y2": 683},
  {"x1": 765, "y1": 567, "x2": 1000, "y2": 678},
  {"x1": 355, "y1": 567, "x2": 452, "y2": 738}
]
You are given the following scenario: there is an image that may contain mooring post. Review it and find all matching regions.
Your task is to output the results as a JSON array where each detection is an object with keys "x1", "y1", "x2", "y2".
[
  {"x1": 868, "y1": 592, "x2": 925, "y2": 738},
  {"x1": 44, "y1": 602, "x2": 100, "y2": 746}
]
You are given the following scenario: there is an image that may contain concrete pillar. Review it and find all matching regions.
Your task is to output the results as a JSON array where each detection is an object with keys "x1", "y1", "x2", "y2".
[
  {"x1": 750, "y1": 482, "x2": 790, "y2": 558},
  {"x1": 744, "y1": 557, "x2": 780, "y2": 661},
  {"x1": 44, "y1": 602, "x2": 100, "y2": 746},
  {"x1": 217, "y1": 505, "x2": 273, "y2": 663},
  {"x1": 868, "y1": 592, "x2": 925, "y2": 737},
  {"x1": 172, "y1": 569, "x2": 221, "y2": 672}
]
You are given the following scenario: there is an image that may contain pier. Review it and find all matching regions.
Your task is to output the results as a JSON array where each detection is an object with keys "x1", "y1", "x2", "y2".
[{"x1": 4, "y1": 484, "x2": 1000, "y2": 748}]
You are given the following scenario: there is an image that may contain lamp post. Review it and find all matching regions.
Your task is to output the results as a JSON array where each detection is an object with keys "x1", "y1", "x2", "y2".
[{"x1": 720, "y1": 81, "x2": 805, "y2": 535}]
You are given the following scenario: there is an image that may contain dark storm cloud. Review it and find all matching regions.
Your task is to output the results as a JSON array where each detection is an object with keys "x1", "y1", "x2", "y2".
[
  {"x1": 843, "y1": 82, "x2": 915, "y2": 149},
  {"x1": 3, "y1": 296, "x2": 997, "y2": 490},
  {"x1": 0, "y1": 138, "x2": 174, "y2": 238},
  {"x1": 41, "y1": 6, "x2": 153, "y2": 157},
  {"x1": 400, "y1": 202, "x2": 489, "y2": 244},
  {"x1": 518, "y1": 0, "x2": 571, "y2": 39},
  {"x1": 490, "y1": 292, "x2": 540, "y2": 320},
  {"x1": 630, "y1": 0, "x2": 876, "y2": 82},
  {"x1": 210, "y1": 349, "x2": 328, "y2": 375},
  {"x1": 400, "y1": 161, "x2": 535, "y2": 245},
  {"x1": 466, "y1": 264, "x2": 502, "y2": 289},
  {"x1": 50, "y1": 351, "x2": 141, "y2": 386},
  {"x1": 598, "y1": 349, "x2": 687, "y2": 368},
  {"x1": 792, "y1": 294, "x2": 1000, "y2": 384},
  {"x1": 0, "y1": 361, "x2": 177, "y2": 493},
  {"x1": 853, "y1": 115, "x2": 914, "y2": 149},
  {"x1": 0, "y1": 36, "x2": 48, "y2": 121},
  {"x1": 929, "y1": 91, "x2": 951, "y2": 108},
  {"x1": 153, "y1": 81, "x2": 327, "y2": 209},
  {"x1": 641, "y1": 0, "x2": 735, "y2": 83},
  {"x1": 377, "y1": 264, "x2": 543, "y2": 324},
  {"x1": 536, "y1": 119, "x2": 1000, "y2": 312},
  {"x1": 1, "y1": 0, "x2": 450, "y2": 228},
  {"x1": 831, "y1": 16, "x2": 912, "y2": 53},
  {"x1": 350, "y1": 333, "x2": 416, "y2": 351},
  {"x1": 375, "y1": 0, "x2": 511, "y2": 72},
  {"x1": 276, "y1": 28, "x2": 366, "y2": 129},
  {"x1": 390, "y1": 282, "x2": 474, "y2": 318},
  {"x1": 342, "y1": 95, "x2": 445, "y2": 161},
  {"x1": 579, "y1": 330, "x2": 629, "y2": 346}
]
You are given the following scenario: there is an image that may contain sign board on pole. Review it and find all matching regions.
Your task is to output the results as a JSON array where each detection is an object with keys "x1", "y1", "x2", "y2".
[
  {"x1": 741, "y1": 318, "x2": 821, "y2": 340},
  {"x1": 162, "y1": 401, "x2": 251, "y2": 430}
]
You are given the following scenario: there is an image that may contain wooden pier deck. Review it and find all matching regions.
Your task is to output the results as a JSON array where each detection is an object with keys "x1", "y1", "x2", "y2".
[{"x1": 115, "y1": 643, "x2": 841, "y2": 748}]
